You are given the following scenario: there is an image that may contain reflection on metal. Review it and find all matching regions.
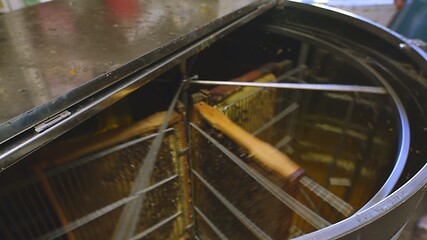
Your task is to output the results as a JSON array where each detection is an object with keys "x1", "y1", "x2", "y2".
[{"x1": 190, "y1": 80, "x2": 388, "y2": 94}]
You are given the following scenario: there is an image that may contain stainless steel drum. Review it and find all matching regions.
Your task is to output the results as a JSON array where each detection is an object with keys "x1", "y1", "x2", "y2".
[{"x1": 0, "y1": 1, "x2": 425, "y2": 239}]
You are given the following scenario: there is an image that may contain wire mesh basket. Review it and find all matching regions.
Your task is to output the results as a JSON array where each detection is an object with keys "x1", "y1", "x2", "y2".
[
  {"x1": 0, "y1": 113, "x2": 191, "y2": 240},
  {"x1": 189, "y1": 66, "x2": 363, "y2": 238},
  {"x1": 0, "y1": 59, "x2": 401, "y2": 239}
]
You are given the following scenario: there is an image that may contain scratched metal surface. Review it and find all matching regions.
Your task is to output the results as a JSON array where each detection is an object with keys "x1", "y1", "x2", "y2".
[{"x1": 0, "y1": 0, "x2": 269, "y2": 143}]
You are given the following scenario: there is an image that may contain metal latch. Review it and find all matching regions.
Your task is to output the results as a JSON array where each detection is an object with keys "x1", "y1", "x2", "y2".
[
  {"x1": 35, "y1": 110, "x2": 71, "y2": 133},
  {"x1": 408, "y1": 39, "x2": 427, "y2": 51},
  {"x1": 400, "y1": 38, "x2": 427, "y2": 52}
]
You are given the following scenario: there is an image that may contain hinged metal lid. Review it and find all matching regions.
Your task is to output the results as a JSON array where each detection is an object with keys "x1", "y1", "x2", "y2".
[{"x1": 0, "y1": 0, "x2": 272, "y2": 144}]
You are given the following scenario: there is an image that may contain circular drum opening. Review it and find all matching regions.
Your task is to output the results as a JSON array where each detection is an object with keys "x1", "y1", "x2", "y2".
[
  {"x1": 0, "y1": 2, "x2": 425, "y2": 240},
  {"x1": 249, "y1": 2, "x2": 426, "y2": 239},
  {"x1": 185, "y1": 2, "x2": 425, "y2": 239}
]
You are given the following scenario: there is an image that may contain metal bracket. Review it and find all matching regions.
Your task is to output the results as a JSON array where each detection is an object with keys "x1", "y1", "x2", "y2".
[
  {"x1": 34, "y1": 110, "x2": 71, "y2": 133},
  {"x1": 182, "y1": 75, "x2": 198, "y2": 89},
  {"x1": 408, "y1": 39, "x2": 427, "y2": 51}
]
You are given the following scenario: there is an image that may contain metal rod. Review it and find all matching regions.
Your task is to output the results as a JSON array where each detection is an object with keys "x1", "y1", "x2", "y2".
[
  {"x1": 265, "y1": 24, "x2": 411, "y2": 214},
  {"x1": 220, "y1": 65, "x2": 307, "y2": 112},
  {"x1": 129, "y1": 211, "x2": 182, "y2": 240},
  {"x1": 53, "y1": 172, "x2": 78, "y2": 221},
  {"x1": 0, "y1": 197, "x2": 27, "y2": 240},
  {"x1": 33, "y1": 184, "x2": 58, "y2": 237},
  {"x1": 113, "y1": 82, "x2": 184, "y2": 240},
  {"x1": 190, "y1": 123, "x2": 331, "y2": 229},
  {"x1": 299, "y1": 188, "x2": 319, "y2": 213},
  {"x1": 9, "y1": 192, "x2": 36, "y2": 239},
  {"x1": 300, "y1": 176, "x2": 354, "y2": 217},
  {"x1": 43, "y1": 128, "x2": 175, "y2": 179},
  {"x1": 0, "y1": 215, "x2": 14, "y2": 239},
  {"x1": 252, "y1": 103, "x2": 299, "y2": 136},
  {"x1": 179, "y1": 78, "x2": 197, "y2": 235},
  {"x1": 70, "y1": 167, "x2": 88, "y2": 218},
  {"x1": 22, "y1": 187, "x2": 46, "y2": 237},
  {"x1": 276, "y1": 64, "x2": 308, "y2": 82},
  {"x1": 298, "y1": 43, "x2": 310, "y2": 66},
  {"x1": 38, "y1": 174, "x2": 178, "y2": 240},
  {"x1": 275, "y1": 135, "x2": 293, "y2": 150},
  {"x1": 289, "y1": 225, "x2": 305, "y2": 238},
  {"x1": 0, "y1": 169, "x2": 51, "y2": 196},
  {"x1": 194, "y1": 206, "x2": 228, "y2": 240},
  {"x1": 33, "y1": 127, "x2": 179, "y2": 239},
  {"x1": 63, "y1": 169, "x2": 80, "y2": 213},
  {"x1": 76, "y1": 165, "x2": 92, "y2": 220},
  {"x1": 37, "y1": 171, "x2": 77, "y2": 240},
  {"x1": 190, "y1": 80, "x2": 387, "y2": 94},
  {"x1": 192, "y1": 170, "x2": 272, "y2": 240},
  {"x1": 15, "y1": 190, "x2": 40, "y2": 237},
  {"x1": 186, "y1": 127, "x2": 199, "y2": 237}
]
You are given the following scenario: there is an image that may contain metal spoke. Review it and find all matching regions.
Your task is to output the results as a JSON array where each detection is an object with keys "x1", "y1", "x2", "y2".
[
  {"x1": 194, "y1": 206, "x2": 228, "y2": 240},
  {"x1": 192, "y1": 170, "x2": 272, "y2": 240},
  {"x1": 252, "y1": 103, "x2": 299, "y2": 136},
  {"x1": 190, "y1": 80, "x2": 387, "y2": 94},
  {"x1": 129, "y1": 212, "x2": 182, "y2": 240},
  {"x1": 190, "y1": 123, "x2": 331, "y2": 229},
  {"x1": 113, "y1": 82, "x2": 184, "y2": 240},
  {"x1": 300, "y1": 176, "x2": 354, "y2": 217},
  {"x1": 38, "y1": 175, "x2": 178, "y2": 240}
]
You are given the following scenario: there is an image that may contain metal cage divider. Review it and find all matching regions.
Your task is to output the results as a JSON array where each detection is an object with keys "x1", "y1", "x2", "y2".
[
  {"x1": 0, "y1": 125, "x2": 190, "y2": 240},
  {"x1": 192, "y1": 170, "x2": 272, "y2": 240},
  {"x1": 189, "y1": 123, "x2": 331, "y2": 230},
  {"x1": 0, "y1": 60, "x2": 403, "y2": 239},
  {"x1": 187, "y1": 61, "x2": 390, "y2": 238}
]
